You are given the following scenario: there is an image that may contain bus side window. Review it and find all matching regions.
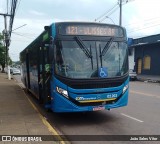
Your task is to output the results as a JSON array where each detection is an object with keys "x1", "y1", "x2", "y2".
[{"x1": 45, "y1": 64, "x2": 50, "y2": 73}]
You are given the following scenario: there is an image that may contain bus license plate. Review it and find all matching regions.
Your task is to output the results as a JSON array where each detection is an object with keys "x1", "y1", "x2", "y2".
[{"x1": 93, "y1": 106, "x2": 105, "y2": 111}]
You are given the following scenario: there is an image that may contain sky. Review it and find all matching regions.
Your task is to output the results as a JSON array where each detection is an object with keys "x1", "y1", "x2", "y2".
[{"x1": 1, "y1": 0, "x2": 160, "y2": 61}]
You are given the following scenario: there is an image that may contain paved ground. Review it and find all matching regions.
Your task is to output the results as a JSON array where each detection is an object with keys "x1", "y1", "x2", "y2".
[
  {"x1": 13, "y1": 75, "x2": 160, "y2": 144},
  {"x1": 0, "y1": 73, "x2": 62, "y2": 144},
  {"x1": 4, "y1": 73, "x2": 160, "y2": 144},
  {"x1": 137, "y1": 74, "x2": 160, "y2": 83}
]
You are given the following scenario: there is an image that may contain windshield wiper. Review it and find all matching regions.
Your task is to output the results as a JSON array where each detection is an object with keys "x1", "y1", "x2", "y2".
[
  {"x1": 75, "y1": 36, "x2": 93, "y2": 69},
  {"x1": 100, "y1": 37, "x2": 114, "y2": 57},
  {"x1": 90, "y1": 45, "x2": 93, "y2": 70},
  {"x1": 99, "y1": 44, "x2": 103, "y2": 67},
  {"x1": 99, "y1": 37, "x2": 113, "y2": 68},
  {"x1": 75, "y1": 36, "x2": 92, "y2": 58}
]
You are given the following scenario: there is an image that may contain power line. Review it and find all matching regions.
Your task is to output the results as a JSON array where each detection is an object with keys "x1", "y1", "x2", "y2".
[
  {"x1": 98, "y1": 5, "x2": 119, "y2": 23},
  {"x1": 127, "y1": 23, "x2": 160, "y2": 34},
  {"x1": 12, "y1": 24, "x2": 27, "y2": 32},
  {"x1": 127, "y1": 23, "x2": 160, "y2": 38},
  {"x1": 7, "y1": 0, "x2": 9, "y2": 14},
  {"x1": 10, "y1": 39, "x2": 31, "y2": 42},
  {"x1": 99, "y1": 16, "x2": 115, "y2": 23},
  {"x1": 9, "y1": 0, "x2": 18, "y2": 37},
  {"x1": 12, "y1": 32, "x2": 36, "y2": 39},
  {"x1": 95, "y1": 3, "x2": 118, "y2": 22},
  {"x1": 15, "y1": 0, "x2": 22, "y2": 16},
  {"x1": 0, "y1": 0, "x2": 19, "y2": 80},
  {"x1": 12, "y1": 31, "x2": 39, "y2": 37},
  {"x1": 95, "y1": 0, "x2": 134, "y2": 24},
  {"x1": 124, "y1": 16, "x2": 160, "y2": 38},
  {"x1": 124, "y1": 17, "x2": 160, "y2": 28},
  {"x1": 106, "y1": 5, "x2": 119, "y2": 17}
]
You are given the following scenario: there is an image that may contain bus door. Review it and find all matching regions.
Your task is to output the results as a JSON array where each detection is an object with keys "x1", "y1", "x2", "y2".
[
  {"x1": 38, "y1": 45, "x2": 51, "y2": 105},
  {"x1": 25, "y1": 50, "x2": 30, "y2": 89}
]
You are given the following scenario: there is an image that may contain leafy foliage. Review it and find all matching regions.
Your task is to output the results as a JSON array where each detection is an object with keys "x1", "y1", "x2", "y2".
[{"x1": 0, "y1": 33, "x2": 6, "y2": 72}]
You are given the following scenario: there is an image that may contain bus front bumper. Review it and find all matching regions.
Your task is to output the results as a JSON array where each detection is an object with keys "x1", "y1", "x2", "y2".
[{"x1": 50, "y1": 89, "x2": 129, "y2": 113}]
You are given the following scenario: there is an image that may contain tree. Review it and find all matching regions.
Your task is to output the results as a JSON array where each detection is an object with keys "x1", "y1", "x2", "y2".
[
  {"x1": 0, "y1": 33, "x2": 6, "y2": 72},
  {"x1": 0, "y1": 33, "x2": 12, "y2": 72}
]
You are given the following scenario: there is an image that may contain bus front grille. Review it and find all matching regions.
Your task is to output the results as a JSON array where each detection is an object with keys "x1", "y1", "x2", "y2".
[{"x1": 56, "y1": 74, "x2": 128, "y2": 89}]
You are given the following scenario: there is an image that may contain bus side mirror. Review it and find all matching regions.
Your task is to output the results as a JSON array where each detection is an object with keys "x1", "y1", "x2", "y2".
[{"x1": 44, "y1": 26, "x2": 49, "y2": 31}]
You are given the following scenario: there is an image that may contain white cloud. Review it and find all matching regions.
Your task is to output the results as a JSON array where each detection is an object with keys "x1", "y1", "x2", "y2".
[
  {"x1": 134, "y1": 0, "x2": 160, "y2": 19},
  {"x1": 123, "y1": 0, "x2": 160, "y2": 38},
  {"x1": 2, "y1": 0, "x2": 160, "y2": 61},
  {"x1": 9, "y1": 15, "x2": 93, "y2": 61},
  {"x1": 9, "y1": 17, "x2": 64, "y2": 61},
  {"x1": 29, "y1": 10, "x2": 46, "y2": 16}
]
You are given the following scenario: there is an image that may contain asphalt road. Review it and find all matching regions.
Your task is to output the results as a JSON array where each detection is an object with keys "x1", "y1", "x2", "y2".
[{"x1": 13, "y1": 75, "x2": 160, "y2": 144}]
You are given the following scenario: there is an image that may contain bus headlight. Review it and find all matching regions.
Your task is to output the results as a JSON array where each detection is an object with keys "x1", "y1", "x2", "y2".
[
  {"x1": 56, "y1": 87, "x2": 69, "y2": 99},
  {"x1": 123, "y1": 84, "x2": 129, "y2": 94}
]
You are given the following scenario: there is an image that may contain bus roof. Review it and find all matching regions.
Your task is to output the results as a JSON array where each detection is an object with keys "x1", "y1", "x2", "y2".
[{"x1": 20, "y1": 21, "x2": 126, "y2": 54}]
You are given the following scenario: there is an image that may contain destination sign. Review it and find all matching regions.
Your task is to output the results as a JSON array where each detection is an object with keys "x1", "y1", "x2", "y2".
[{"x1": 59, "y1": 24, "x2": 124, "y2": 37}]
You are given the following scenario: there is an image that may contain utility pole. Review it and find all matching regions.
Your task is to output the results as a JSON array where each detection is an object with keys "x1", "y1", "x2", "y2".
[
  {"x1": 119, "y1": 0, "x2": 122, "y2": 26},
  {"x1": 119, "y1": 0, "x2": 134, "y2": 26},
  {"x1": 0, "y1": 0, "x2": 18, "y2": 80},
  {"x1": 4, "y1": 15, "x2": 11, "y2": 80},
  {"x1": 0, "y1": 13, "x2": 12, "y2": 80}
]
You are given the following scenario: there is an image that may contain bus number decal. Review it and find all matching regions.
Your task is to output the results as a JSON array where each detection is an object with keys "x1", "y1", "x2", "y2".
[{"x1": 67, "y1": 26, "x2": 78, "y2": 35}]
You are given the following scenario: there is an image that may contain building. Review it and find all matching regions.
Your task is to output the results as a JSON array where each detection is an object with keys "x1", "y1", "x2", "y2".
[{"x1": 128, "y1": 34, "x2": 160, "y2": 76}]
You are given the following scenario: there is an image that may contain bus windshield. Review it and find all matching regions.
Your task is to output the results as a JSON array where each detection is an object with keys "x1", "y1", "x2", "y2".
[{"x1": 55, "y1": 39, "x2": 128, "y2": 79}]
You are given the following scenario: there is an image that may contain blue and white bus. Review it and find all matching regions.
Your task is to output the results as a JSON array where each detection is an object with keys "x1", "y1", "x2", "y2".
[{"x1": 20, "y1": 22, "x2": 129, "y2": 112}]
